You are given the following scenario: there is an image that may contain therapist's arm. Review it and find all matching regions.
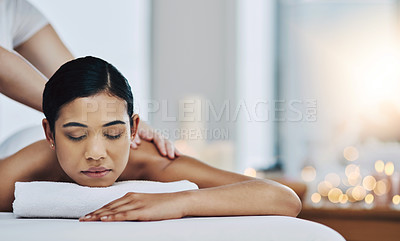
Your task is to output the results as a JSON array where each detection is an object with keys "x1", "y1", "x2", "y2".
[
  {"x1": 15, "y1": 24, "x2": 74, "y2": 79},
  {"x1": 0, "y1": 46, "x2": 46, "y2": 111},
  {"x1": 0, "y1": 24, "x2": 73, "y2": 112}
]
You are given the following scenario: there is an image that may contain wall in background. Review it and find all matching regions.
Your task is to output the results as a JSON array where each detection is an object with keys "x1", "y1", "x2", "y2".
[{"x1": 151, "y1": 0, "x2": 276, "y2": 172}]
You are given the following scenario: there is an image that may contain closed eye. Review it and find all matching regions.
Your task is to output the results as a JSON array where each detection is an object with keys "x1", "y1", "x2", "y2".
[
  {"x1": 68, "y1": 135, "x2": 86, "y2": 141},
  {"x1": 104, "y1": 133, "x2": 122, "y2": 140}
]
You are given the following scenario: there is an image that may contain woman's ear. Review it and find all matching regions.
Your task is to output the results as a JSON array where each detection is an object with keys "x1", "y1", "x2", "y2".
[
  {"x1": 130, "y1": 114, "x2": 140, "y2": 140},
  {"x1": 42, "y1": 119, "x2": 55, "y2": 149}
]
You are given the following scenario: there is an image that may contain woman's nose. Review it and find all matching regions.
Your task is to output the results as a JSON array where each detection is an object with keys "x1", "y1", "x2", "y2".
[{"x1": 84, "y1": 136, "x2": 107, "y2": 161}]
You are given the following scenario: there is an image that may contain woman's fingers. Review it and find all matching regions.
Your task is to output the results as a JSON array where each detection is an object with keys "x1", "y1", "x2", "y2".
[
  {"x1": 96, "y1": 204, "x2": 142, "y2": 221},
  {"x1": 79, "y1": 193, "x2": 137, "y2": 221}
]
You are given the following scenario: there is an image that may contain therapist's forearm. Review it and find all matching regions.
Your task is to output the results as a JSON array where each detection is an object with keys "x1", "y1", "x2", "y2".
[
  {"x1": 182, "y1": 179, "x2": 302, "y2": 217},
  {"x1": 0, "y1": 47, "x2": 45, "y2": 111}
]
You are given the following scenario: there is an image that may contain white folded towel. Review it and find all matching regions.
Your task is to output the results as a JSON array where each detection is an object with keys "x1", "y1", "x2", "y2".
[{"x1": 13, "y1": 180, "x2": 198, "y2": 218}]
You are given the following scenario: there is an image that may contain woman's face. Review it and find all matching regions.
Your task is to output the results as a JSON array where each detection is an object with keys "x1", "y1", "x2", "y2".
[{"x1": 44, "y1": 92, "x2": 137, "y2": 187}]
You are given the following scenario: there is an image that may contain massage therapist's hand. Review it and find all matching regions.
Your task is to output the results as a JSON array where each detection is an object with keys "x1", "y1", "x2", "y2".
[
  {"x1": 131, "y1": 128, "x2": 181, "y2": 159},
  {"x1": 79, "y1": 192, "x2": 190, "y2": 222}
]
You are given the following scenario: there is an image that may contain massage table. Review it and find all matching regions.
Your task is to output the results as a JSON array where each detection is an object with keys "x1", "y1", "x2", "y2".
[{"x1": 0, "y1": 212, "x2": 344, "y2": 241}]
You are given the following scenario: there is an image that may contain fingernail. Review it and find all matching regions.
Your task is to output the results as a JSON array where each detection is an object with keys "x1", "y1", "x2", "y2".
[
  {"x1": 100, "y1": 216, "x2": 108, "y2": 221},
  {"x1": 84, "y1": 215, "x2": 91, "y2": 219}
]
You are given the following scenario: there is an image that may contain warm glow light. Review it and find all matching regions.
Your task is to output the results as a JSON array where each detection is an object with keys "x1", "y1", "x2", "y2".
[
  {"x1": 301, "y1": 166, "x2": 317, "y2": 182},
  {"x1": 342, "y1": 177, "x2": 350, "y2": 186},
  {"x1": 384, "y1": 162, "x2": 395, "y2": 176},
  {"x1": 339, "y1": 194, "x2": 348, "y2": 204},
  {"x1": 375, "y1": 160, "x2": 385, "y2": 173},
  {"x1": 348, "y1": 172, "x2": 362, "y2": 186},
  {"x1": 318, "y1": 181, "x2": 333, "y2": 197},
  {"x1": 328, "y1": 188, "x2": 343, "y2": 203},
  {"x1": 325, "y1": 173, "x2": 341, "y2": 187},
  {"x1": 345, "y1": 164, "x2": 360, "y2": 177},
  {"x1": 365, "y1": 193, "x2": 374, "y2": 204},
  {"x1": 343, "y1": 146, "x2": 359, "y2": 162},
  {"x1": 311, "y1": 193, "x2": 321, "y2": 204},
  {"x1": 244, "y1": 168, "x2": 257, "y2": 177},
  {"x1": 362, "y1": 176, "x2": 377, "y2": 191},
  {"x1": 346, "y1": 187, "x2": 356, "y2": 202},
  {"x1": 352, "y1": 186, "x2": 367, "y2": 201},
  {"x1": 374, "y1": 180, "x2": 389, "y2": 196},
  {"x1": 354, "y1": 43, "x2": 400, "y2": 111},
  {"x1": 393, "y1": 195, "x2": 400, "y2": 205}
]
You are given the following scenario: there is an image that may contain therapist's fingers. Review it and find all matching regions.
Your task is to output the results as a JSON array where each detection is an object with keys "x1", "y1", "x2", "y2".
[
  {"x1": 154, "y1": 136, "x2": 167, "y2": 156},
  {"x1": 138, "y1": 129, "x2": 154, "y2": 141},
  {"x1": 130, "y1": 135, "x2": 142, "y2": 149},
  {"x1": 165, "y1": 140, "x2": 175, "y2": 159},
  {"x1": 130, "y1": 141, "x2": 138, "y2": 149},
  {"x1": 174, "y1": 148, "x2": 182, "y2": 157},
  {"x1": 134, "y1": 133, "x2": 141, "y2": 144}
]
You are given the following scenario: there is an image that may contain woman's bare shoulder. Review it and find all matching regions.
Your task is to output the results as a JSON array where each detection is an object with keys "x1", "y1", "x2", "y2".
[
  {"x1": 120, "y1": 140, "x2": 254, "y2": 188},
  {"x1": 0, "y1": 140, "x2": 59, "y2": 211},
  {"x1": 118, "y1": 140, "x2": 173, "y2": 181}
]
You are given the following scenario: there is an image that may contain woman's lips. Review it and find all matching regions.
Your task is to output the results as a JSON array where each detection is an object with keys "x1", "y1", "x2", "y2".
[{"x1": 81, "y1": 167, "x2": 111, "y2": 178}]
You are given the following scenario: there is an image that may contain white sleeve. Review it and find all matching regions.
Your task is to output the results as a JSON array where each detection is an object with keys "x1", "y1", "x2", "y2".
[{"x1": 11, "y1": 0, "x2": 49, "y2": 48}]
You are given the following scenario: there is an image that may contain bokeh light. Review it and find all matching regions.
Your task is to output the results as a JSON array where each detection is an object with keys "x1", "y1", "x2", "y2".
[
  {"x1": 352, "y1": 186, "x2": 367, "y2": 201},
  {"x1": 301, "y1": 166, "x2": 317, "y2": 182},
  {"x1": 362, "y1": 176, "x2": 377, "y2": 191},
  {"x1": 325, "y1": 173, "x2": 341, "y2": 187},
  {"x1": 343, "y1": 146, "x2": 359, "y2": 161},
  {"x1": 339, "y1": 194, "x2": 348, "y2": 204},
  {"x1": 318, "y1": 181, "x2": 333, "y2": 197},
  {"x1": 393, "y1": 195, "x2": 400, "y2": 205},
  {"x1": 374, "y1": 180, "x2": 389, "y2": 196},
  {"x1": 346, "y1": 187, "x2": 356, "y2": 202},
  {"x1": 384, "y1": 162, "x2": 394, "y2": 176},
  {"x1": 375, "y1": 160, "x2": 385, "y2": 173},
  {"x1": 311, "y1": 193, "x2": 321, "y2": 204},
  {"x1": 328, "y1": 188, "x2": 343, "y2": 203},
  {"x1": 345, "y1": 164, "x2": 360, "y2": 177},
  {"x1": 365, "y1": 193, "x2": 374, "y2": 204},
  {"x1": 348, "y1": 172, "x2": 362, "y2": 186}
]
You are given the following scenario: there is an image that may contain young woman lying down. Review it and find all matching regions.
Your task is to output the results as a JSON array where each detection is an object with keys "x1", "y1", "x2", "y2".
[{"x1": 0, "y1": 56, "x2": 301, "y2": 222}]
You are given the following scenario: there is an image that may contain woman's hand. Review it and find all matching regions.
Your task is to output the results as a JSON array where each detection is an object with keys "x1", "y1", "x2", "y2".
[
  {"x1": 131, "y1": 129, "x2": 181, "y2": 159},
  {"x1": 79, "y1": 192, "x2": 190, "y2": 222}
]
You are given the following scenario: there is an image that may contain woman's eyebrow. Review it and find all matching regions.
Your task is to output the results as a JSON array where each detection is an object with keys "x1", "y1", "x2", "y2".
[
  {"x1": 62, "y1": 122, "x2": 87, "y2": 128},
  {"x1": 103, "y1": 120, "x2": 126, "y2": 127}
]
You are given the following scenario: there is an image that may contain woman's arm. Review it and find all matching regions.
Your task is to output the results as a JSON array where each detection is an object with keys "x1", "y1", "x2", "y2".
[{"x1": 81, "y1": 141, "x2": 301, "y2": 221}]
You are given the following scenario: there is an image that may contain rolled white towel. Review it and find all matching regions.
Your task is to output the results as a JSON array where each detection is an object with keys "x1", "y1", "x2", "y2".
[{"x1": 13, "y1": 180, "x2": 198, "y2": 218}]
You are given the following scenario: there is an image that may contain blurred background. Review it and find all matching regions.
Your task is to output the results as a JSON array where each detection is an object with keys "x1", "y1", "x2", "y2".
[{"x1": 1, "y1": 2, "x2": 400, "y2": 237}]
